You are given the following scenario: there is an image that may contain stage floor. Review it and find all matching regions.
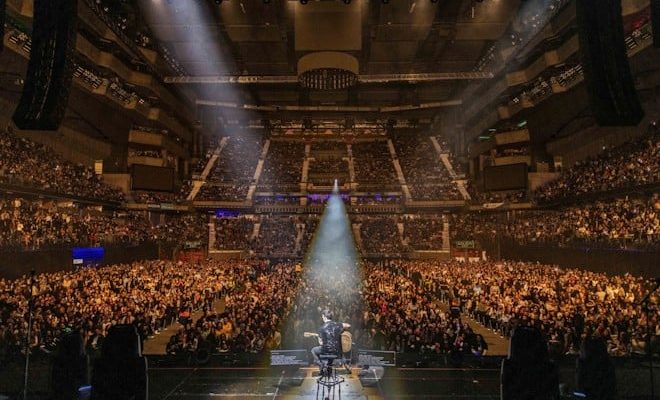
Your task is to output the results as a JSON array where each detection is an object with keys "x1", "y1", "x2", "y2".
[{"x1": 148, "y1": 366, "x2": 502, "y2": 400}]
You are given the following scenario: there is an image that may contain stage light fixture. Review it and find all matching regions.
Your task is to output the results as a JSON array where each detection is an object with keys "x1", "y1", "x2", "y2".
[
  {"x1": 382, "y1": 0, "x2": 389, "y2": 3},
  {"x1": 343, "y1": 0, "x2": 351, "y2": 3},
  {"x1": 214, "y1": 0, "x2": 222, "y2": 4},
  {"x1": 300, "y1": 0, "x2": 308, "y2": 4}
]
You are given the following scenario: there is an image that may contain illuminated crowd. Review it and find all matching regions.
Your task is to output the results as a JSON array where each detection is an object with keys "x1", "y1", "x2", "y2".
[
  {"x1": 0, "y1": 130, "x2": 124, "y2": 202},
  {"x1": 0, "y1": 197, "x2": 207, "y2": 251}
]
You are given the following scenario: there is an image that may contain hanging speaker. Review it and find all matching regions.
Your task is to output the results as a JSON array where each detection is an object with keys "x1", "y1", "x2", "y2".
[
  {"x1": 0, "y1": 0, "x2": 5, "y2": 52},
  {"x1": 576, "y1": 0, "x2": 644, "y2": 126},
  {"x1": 653, "y1": 0, "x2": 660, "y2": 47},
  {"x1": 12, "y1": 0, "x2": 77, "y2": 130}
]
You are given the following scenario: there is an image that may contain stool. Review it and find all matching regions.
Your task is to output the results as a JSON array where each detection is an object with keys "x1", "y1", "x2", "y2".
[{"x1": 316, "y1": 354, "x2": 345, "y2": 400}]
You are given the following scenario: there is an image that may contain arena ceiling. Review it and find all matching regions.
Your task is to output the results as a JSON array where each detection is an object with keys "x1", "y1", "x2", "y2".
[{"x1": 139, "y1": 0, "x2": 522, "y2": 123}]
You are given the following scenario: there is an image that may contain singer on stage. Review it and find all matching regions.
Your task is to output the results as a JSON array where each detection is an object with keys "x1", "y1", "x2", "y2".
[{"x1": 310, "y1": 309, "x2": 351, "y2": 368}]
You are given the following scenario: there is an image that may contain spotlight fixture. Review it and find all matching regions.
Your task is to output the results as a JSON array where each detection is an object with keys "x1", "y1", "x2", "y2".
[
  {"x1": 382, "y1": 0, "x2": 389, "y2": 3},
  {"x1": 263, "y1": 0, "x2": 271, "y2": 3},
  {"x1": 214, "y1": 0, "x2": 222, "y2": 4},
  {"x1": 431, "y1": 0, "x2": 439, "y2": 3},
  {"x1": 300, "y1": 0, "x2": 308, "y2": 4},
  {"x1": 343, "y1": 0, "x2": 351, "y2": 3}
]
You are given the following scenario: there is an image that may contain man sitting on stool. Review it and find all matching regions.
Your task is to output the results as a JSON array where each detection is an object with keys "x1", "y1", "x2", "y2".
[{"x1": 311, "y1": 309, "x2": 350, "y2": 372}]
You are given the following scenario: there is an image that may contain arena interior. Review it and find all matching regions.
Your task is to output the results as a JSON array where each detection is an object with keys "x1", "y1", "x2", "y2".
[{"x1": 0, "y1": 0, "x2": 659, "y2": 399}]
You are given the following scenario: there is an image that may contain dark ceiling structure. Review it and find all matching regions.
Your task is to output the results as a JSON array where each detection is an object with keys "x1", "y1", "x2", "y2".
[{"x1": 138, "y1": 0, "x2": 523, "y2": 124}]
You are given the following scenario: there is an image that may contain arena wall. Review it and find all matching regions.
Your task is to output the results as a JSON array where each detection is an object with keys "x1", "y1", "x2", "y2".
[
  {"x1": 0, "y1": 242, "x2": 159, "y2": 279},
  {"x1": 496, "y1": 239, "x2": 659, "y2": 277}
]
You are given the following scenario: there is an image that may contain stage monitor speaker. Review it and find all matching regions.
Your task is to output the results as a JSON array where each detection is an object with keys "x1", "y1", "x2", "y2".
[
  {"x1": 653, "y1": 0, "x2": 660, "y2": 47},
  {"x1": 576, "y1": 0, "x2": 644, "y2": 126},
  {"x1": 12, "y1": 0, "x2": 77, "y2": 130},
  {"x1": 576, "y1": 337, "x2": 616, "y2": 399},
  {"x1": 358, "y1": 366, "x2": 384, "y2": 387},
  {"x1": 51, "y1": 330, "x2": 90, "y2": 400},
  {"x1": 91, "y1": 324, "x2": 148, "y2": 400},
  {"x1": 501, "y1": 326, "x2": 560, "y2": 400}
]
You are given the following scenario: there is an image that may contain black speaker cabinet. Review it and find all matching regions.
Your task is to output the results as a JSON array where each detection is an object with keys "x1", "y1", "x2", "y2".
[
  {"x1": 576, "y1": 0, "x2": 644, "y2": 126},
  {"x1": 12, "y1": 0, "x2": 77, "y2": 130},
  {"x1": 652, "y1": 0, "x2": 660, "y2": 47},
  {"x1": 91, "y1": 325, "x2": 148, "y2": 400}
]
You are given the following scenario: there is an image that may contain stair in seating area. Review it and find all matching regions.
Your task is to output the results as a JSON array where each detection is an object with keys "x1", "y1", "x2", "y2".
[
  {"x1": 251, "y1": 221, "x2": 261, "y2": 241},
  {"x1": 387, "y1": 139, "x2": 412, "y2": 201},
  {"x1": 442, "y1": 222, "x2": 450, "y2": 252},
  {"x1": 347, "y1": 144, "x2": 356, "y2": 183},
  {"x1": 352, "y1": 224, "x2": 363, "y2": 251},
  {"x1": 186, "y1": 138, "x2": 228, "y2": 201},
  {"x1": 429, "y1": 137, "x2": 471, "y2": 201},
  {"x1": 430, "y1": 137, "x2": 458, "y2": 179},
  {"x1": 455, "y1": 180, "x2": 472, "y2": 201},
  {"x1": 187, "y1": 180, "x2": 205, "y2": 201},
  {"x1": 208, "y1": 216, "x2": 216, "y2": 250},
  {"x1": 201, "y1": 138, "x2": 228, "y2": 180},
  {"x1": 248, "y1": 139, "x2": 271, "y2": 202},
  {"x1": 439, "y1": 154, "x2": 458, "y2": 179},
  {"x1": 397, "y1": 222, "x2": 406, "y2": 247},
  {"x1": 294, "y1": 223, "x2": 305, "y2": 253}
]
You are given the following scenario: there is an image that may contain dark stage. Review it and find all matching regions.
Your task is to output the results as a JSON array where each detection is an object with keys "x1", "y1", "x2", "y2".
[
  {"x1": 147, "y1": 366, "x2": 502, "y2": 400},
  {"x1": 142, "y1": 354, "x2": 660, "y2": 400},
  {"x1": 1, "y1": 354, "x2": 658, "y2": 399}
]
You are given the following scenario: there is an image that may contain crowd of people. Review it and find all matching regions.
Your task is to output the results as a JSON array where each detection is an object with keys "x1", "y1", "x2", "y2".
[
  {"x1": 0, "y1": 260, "x2": 227, "y2": 359},
  {"x1": 534, "y1": 132, "x2": 659, "y2": 203},
  {"x1": 311, "y1": 141, "x2": 347, "y2": 154},
  {"x1": 391, "y1": 134, "x2": 463, "y2": 201},
  {"x1": 352, "y1": 141, "x2": 398, "y2": 186},
  {"x1": 1, "y1": 192, "x2": 653, "y2": 255},
  {"x1": 0, "y1": 197, "x2": 208, "y2": 251},
  {"x1": 308, "y1": 159, "x2": 349, "y2": 178},
  {"x1": 411, "y1": 260, "x2": 658, "y2": 357},
  {"x1": 0, "y1": 253, "x2": 656, "y2": 364},
  {"x1": 188, "y1": 136, "x2": 472, "y2": 202},
  {"x1": 259, "y1": 141, "x2": 304, "y2": 186},
  {"x1": 359, "y1": 216, "x2": 406, "y2": 254},
  {"x1": 0, "y1": 130, "x2": 124, "y2": 202},
  {"x1": 166, "y1": 261, "x2": 300, "y2": 355},
  {"x1": 451, "y1": 195, "x2": 659, "y2": 250},
  {"x1": 199, "y1": 135, "x2": 262, "y2": 201},
  {"x1": 131, "y1": 191, "x2": 180, "y2": 204},
  {"x1": 197, "y1": 183, "x2": 249, "y2": 202},
  {"x1": 207, "y1": 135, "x2": 262, "y2": 183},
  {"x1": 288, "y1": 258, "x2": 657, "y2": 357},
  {"x1": 467, "y1": 185, "x2": 530, "y2": 204},
  {"x1": 402, "y1": 216, "x2": 446, "y2": 250},
  {"x1": 0, "y1": 198, "x2": 148, "y2": 250},
  {"x1": 254, "y1": 216, "x2": 301, "y2": 257},
  {"x1": 214, "y1": 216, "x2": 255, "y2": 250},
  {"x1": 359, "y1": 262, "x2": 484, "y2": 355},
  {"x1": 192, "y1": 137, "x2": 221, "y2": 175}
]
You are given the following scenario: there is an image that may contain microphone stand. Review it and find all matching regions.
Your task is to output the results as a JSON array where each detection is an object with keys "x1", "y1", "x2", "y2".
[
  {"x1": 639, "y1": 278, "x2": 659, "y2": 400},
  {"x1": 23, "y1": 270, "x2": 35, "y2": 400}
]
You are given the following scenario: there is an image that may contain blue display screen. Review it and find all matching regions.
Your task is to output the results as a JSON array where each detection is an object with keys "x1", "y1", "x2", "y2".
[
  {"x1": 215, "y1": 209, "x2": 241, "y2": 218},
  {"x1": 72, "y1": 247, "x2": 105, "y2": 265}
]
